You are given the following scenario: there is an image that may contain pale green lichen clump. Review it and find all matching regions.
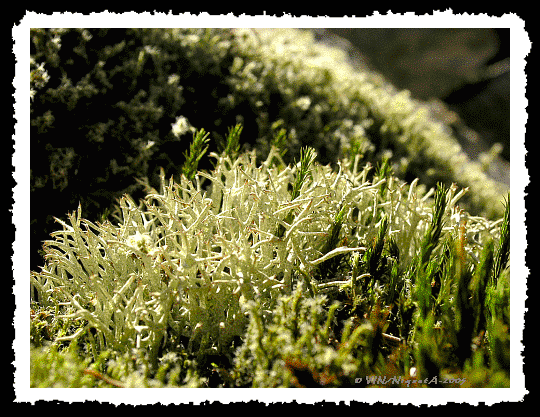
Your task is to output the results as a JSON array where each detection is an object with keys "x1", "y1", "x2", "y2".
[{"x1": 31, "y1": 139, "x2": 507, "y2": 387}]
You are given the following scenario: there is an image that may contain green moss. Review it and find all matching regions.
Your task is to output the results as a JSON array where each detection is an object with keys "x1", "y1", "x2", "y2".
[{"x1": 30, "y1": 344, "x2": 95, "y2": 388}]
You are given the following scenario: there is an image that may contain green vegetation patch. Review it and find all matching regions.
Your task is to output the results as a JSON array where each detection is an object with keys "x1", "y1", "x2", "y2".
[{"x1": 29, "y1": 28, "x2": 509, "y2": 389}]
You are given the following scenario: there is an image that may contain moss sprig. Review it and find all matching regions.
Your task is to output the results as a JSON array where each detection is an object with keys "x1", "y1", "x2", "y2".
[{"x1": 182, "y1": 128, "x2": 211, "y2": 181}]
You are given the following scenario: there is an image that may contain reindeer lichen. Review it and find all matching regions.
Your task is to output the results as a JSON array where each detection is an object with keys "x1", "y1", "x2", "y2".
[{"x1": 31, "y1": 126, "x2": 509, "y2": 387}]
